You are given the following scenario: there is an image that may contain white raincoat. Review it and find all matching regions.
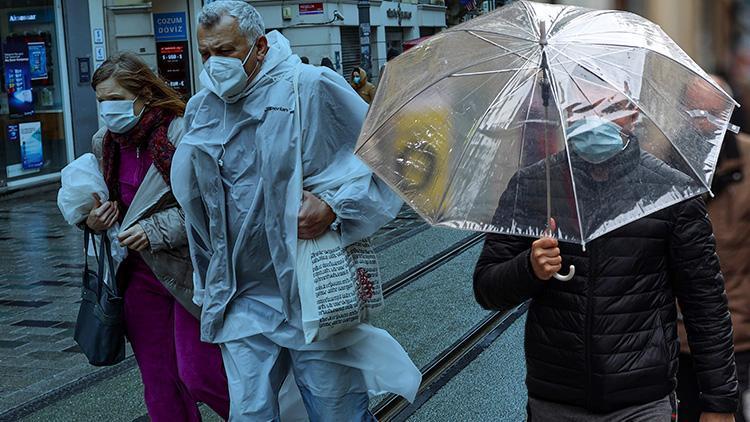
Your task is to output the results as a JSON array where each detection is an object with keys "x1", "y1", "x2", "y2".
[{"x1": 171, "y1": 31, "x2": 420, "y2": 410}]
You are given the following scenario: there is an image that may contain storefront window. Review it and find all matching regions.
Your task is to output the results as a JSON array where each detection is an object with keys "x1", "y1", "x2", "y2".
[{"x1": 1, "y1": 0, "x2": 67, "y2": 187}]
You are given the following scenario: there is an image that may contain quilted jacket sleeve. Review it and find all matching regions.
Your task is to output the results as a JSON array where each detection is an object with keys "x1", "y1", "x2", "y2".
[
  {"x1": 139, "y1": 206, "x2": 188, "y2": 252},
  {"x1": 671, "y1": 196, "x2": 739, "y2": 413},
  {"x1": 473, "y1": 233, "x2": 545, "y2": 312}
]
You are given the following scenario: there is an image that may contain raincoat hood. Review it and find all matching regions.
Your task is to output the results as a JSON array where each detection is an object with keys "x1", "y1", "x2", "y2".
[
  {"x1": 249, "y1": 30, "x2": 293, "y2": 91},
  {"x1": 351, "y1": 67, "x2": 368, "y2": 89}
]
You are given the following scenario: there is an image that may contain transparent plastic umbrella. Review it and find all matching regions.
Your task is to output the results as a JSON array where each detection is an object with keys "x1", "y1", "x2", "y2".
[{"x1": 355, "y1": 0, "x2": 739, "y2": 279}]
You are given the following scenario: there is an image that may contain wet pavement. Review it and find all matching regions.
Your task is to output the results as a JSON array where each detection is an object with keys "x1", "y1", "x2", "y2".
[
  {"x1": 0, "y1": 186, "x2": 529, "y2": 422},
  {"x1": 0, "y1": 187, "x2": 92, "y2": 413},
  {"x1": 0, "y1": 186, "x2": 431, "y2": 417}
]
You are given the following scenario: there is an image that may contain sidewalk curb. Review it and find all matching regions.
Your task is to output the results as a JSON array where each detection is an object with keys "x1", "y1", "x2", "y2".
[{"x1": 0, "y1": 182, "x2": 60, "y2": 202}]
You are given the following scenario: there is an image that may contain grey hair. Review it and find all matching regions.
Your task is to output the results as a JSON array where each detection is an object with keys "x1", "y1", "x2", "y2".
[{"x1": 198, "y1": 1, "x2": 265, "y2": 45}]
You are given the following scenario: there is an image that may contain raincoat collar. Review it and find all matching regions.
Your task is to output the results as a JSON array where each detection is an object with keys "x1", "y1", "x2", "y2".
[{"x1": 238, "y1": 31, "x2": 294, "y2": 97}]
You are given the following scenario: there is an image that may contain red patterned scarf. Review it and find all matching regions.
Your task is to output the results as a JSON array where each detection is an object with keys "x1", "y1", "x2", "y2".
[{"x1": 101, "y1": 107, "x2": 176, "y2": 204}]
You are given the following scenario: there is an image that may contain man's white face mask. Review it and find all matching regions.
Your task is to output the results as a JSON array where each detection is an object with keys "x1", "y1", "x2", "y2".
[{"x1": 200, "y1": 44, "x2": 260, "y2": 103}]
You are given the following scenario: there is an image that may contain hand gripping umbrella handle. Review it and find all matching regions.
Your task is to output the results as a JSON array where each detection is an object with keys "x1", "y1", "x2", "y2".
[{"x1": 553, "y1": 265, "x2": 576, "y2": 281}]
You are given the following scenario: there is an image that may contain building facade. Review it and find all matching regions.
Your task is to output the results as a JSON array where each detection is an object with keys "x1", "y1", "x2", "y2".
[
  {"x1": 2, "y1": 0, "x2": 735, "y2": 192},
  {"x1": 0, "y1": 0, "x2": 444, "y2": 193},
  {"x1": 0, "y1": 0, "x2": 96, "y2": 191}
]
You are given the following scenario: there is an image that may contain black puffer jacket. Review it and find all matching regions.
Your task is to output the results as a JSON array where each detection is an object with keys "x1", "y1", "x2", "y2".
[{"x1": 473, "y1": 143, "x2": 738, "y2": 414}]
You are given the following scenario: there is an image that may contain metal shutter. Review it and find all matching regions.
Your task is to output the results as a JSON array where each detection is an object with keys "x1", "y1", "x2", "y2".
[{"x1": 340, "y1": 26, "x2": 360, "y2": 80}]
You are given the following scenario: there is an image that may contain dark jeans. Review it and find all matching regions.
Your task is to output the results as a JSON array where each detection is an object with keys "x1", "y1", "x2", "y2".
[{"x1": 677, "y1": 351, "x2": 749, "y2": 422}]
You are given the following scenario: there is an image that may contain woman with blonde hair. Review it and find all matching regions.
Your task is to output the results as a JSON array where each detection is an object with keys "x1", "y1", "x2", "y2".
[{"x1": 84, "y1": 51, "x2": 229, "y2": 421}]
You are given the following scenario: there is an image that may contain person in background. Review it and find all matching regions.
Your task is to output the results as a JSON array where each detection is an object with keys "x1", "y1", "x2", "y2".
[
  {"x1": 677, "y1": 74, "x2": 748, "y2": 422},
  {"x1": 350, "y1": 66, "x2": 376, "y2": 104},
  {"x1": 300, "y1": 56, "x2": 309, "y2": 64},
  {"x1": 387, "y1": 48, "x2": 400, "y2": 62},
  {"x1": 86, "y1": 52, "x2": 230, "y2": 421},
  {"x1": 379, "y1": 48, "x2": 401, "y2": 83},
  {"x1": 320, "y1": 56, "x2": 335, "y2": 71}
]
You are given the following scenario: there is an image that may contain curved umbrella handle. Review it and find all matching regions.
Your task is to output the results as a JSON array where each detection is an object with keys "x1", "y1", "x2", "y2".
[{"x1": 553, "y1": 265, "x2": 576, "y2": 281}]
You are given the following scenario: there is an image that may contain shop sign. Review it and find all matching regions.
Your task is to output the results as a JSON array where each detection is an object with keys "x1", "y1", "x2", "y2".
[
  {"x1": 95, "y1": 46, "x2": 106, "y2": 62},
  {"x1": 299, "y1": 3, "x2": 325, "y2": 15},
  {"x1": 3, "y1": 40, "x2": 34, "y2": 118},
  {"x1": 19, "y1": 121, "x2": 43, "y2": 170},
  {"x1": 157, "y1": 42, "x2": 191, "y2": 97},
  {"x1": 93, "y1": 28, "x2": 104, "y2": 45},
  {"x1": 153, "y1": 12, "x2": 188, "y2": 42},
  {"x1": 8, "y1": 10, "x2": 54, "y2": 25},
  {"x1": 28, "y1": 42, "x2": 48, "y2": 80},
  {"x1": 387, "y1": 8, "x2": 412, "y2": 19},
  {"x1": 7, "y1": 124, "x2": 19, "y2": 143}
]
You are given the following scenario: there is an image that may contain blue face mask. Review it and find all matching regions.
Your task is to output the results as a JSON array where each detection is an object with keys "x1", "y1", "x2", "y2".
[
  {"x1": 567, "y1": 117, "x2": 627, "y2": 164},
  {"x1": 353, "y1": 76, "x2": 361, "y2": 84}
]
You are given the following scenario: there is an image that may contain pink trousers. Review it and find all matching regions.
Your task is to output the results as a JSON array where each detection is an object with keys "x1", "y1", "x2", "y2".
[{"x1": 123, "y1": 263, "x2": 230, "y2": 421}]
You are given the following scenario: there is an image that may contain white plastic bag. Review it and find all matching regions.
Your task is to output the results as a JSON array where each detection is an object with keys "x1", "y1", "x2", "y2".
[
  {"x1": 57, "y1": 153, "x2": 127, "y2": 281},
  {"x1": 57, "y1": 153, "x2": 108, "y2": 225},
  {"x1": 296, "y1": 232, "x2": 384, "y2": 344}
]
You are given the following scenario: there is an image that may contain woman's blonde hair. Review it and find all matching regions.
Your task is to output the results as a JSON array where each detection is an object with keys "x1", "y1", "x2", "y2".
[{"x1": 91, "y1": 51, "x2": 185, "y2": 116}]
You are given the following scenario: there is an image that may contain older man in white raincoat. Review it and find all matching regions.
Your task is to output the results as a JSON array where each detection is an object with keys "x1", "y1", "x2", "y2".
[{"x1": 171, "y1": 1, "x2": 421, "y2": 420}]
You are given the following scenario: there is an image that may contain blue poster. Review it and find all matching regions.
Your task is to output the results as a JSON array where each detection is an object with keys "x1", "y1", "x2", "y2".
[
  {"x1": 3, "y1": 40, "x2": 34, "y2": 117},
  {"x1": 7, "y1": 124, "x2": 19, "y2": 142},
  {"x1": 27, "y1": 42, "x2": 47, "y2": 80},
  {"x1": 153, "y1": 12, "x2": 188, "y2": 42},
  {"x1": 19, "y1": 121, "x2": 43, "y2": 170}
]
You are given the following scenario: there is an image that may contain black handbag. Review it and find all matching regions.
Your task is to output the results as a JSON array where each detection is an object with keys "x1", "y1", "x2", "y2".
[{"x1": 74, "y1": 229, "x2": 126, "y2": 366}]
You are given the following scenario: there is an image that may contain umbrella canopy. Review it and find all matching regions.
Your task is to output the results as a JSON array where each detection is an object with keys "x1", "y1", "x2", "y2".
[
  {"x1": 355, "y1": 0, "x2": 739, "y2": 247},
  {"x1": 403, "y1": 36, "x2": 433, "y2": 51}
]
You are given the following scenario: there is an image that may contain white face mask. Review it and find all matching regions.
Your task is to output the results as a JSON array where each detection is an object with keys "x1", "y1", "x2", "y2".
[
  {"x1": 199, "y1": 45, "x2": 260, "y2": 103},
  {"x1": 99, "y1": 97, "x2": 143, "y2": 134}
]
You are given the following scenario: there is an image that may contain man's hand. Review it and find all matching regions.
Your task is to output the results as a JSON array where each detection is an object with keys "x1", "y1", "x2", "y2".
[
  {"x1": 298, "y1": 191, "x2": 336, "y2": 240},
  {"x1": 118, "y1": 223, "x2": 150, "y2": 251},
  {"x1": 700, "y1": 413, "x2": 735, "y2": 422},
  {"x1": 86, "y1": 193, "x2": 119, "y2": 232},
  {"x1": 530, "y1": 237, "x2": 562, "y2": 280}
]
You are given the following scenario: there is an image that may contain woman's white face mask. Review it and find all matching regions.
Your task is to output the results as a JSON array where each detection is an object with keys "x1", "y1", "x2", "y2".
[
  {"x1": 99, "y1": 97, "x2": 143, "y2": 134},
  {"x1": 199, "y1": 45, "x2": 260, "y2": 103}
]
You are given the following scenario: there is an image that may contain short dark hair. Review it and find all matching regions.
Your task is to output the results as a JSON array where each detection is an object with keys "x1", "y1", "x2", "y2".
[
  {"x1": 300, "y1": 56, "x2": 309, "y2": 64},
  {"x1": 320, "y1": 57, "x2": 334, "y2": 70}
]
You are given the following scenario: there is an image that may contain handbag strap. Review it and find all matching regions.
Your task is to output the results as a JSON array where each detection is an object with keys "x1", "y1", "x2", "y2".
[
  {"x1": 83, "y1": 227, "x2": 101, "y2": 272},
  {"x1": 99, "y1": 234, "x2": 120, "y2": 298},
  {"x1": 83, "y1": 227, "x2": 91, "y2": 274}
]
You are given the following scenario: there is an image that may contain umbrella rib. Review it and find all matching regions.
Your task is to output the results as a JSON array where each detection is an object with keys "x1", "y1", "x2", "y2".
[
  {"x1": 433, "y1": 66, "x2": 541, "y2": 217},
  {"x1": 547, "y1": 44, "x2": 639, "y2": 72},
  {"x1": 550, "y1": 9, "x2": 633, "y2": 42},
  {"x1": 546, "y1": 5, "x2": 572, "y2": 38},
  {"x1": 544, "y1": 66, "x2": 588, "y2": 248},
  {"x1": 550, "y1": 47, "x2": 715, "y2": 194},
  {"x1": 550, "y1": 41, "x2": 737, "y2": 105},
  {"x1": 356, "y1": 45, "x2": 539, "y2": 152},
  {"x1": 453, "y1": 28, "x2": 537, "y2": 44},
  {"x1": 465, "y1": 31, "x2": 539, "y2": 62},
  {"x1": 518, "y1": 0, "x2": 541, "y2": 40},
  {"x1": 510, "y1": 70, "x2": 542, "y2": 230},
  {"x1": 452, "y1": 67, "x2": 534, "y2": 77}
]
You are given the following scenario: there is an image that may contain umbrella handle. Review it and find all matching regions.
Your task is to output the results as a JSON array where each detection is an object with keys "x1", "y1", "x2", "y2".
[{"x1": 553, "y1": 265, "x2": 576, "y2": 281}]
